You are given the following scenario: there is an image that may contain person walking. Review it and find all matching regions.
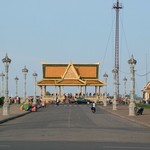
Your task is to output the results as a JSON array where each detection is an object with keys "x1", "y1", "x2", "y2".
[{"x1": 56, "y1": 96, "x2": 59, "y2": 106}]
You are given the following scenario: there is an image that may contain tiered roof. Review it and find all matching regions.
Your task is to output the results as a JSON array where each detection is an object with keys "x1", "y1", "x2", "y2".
[{"x1": 37, "y1": 63, "x2": 104, "y2": 86}]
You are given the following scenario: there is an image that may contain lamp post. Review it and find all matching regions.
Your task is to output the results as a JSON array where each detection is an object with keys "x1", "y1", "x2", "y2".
[
  {"x1": 2, "y1": 54, "x2": 11, "y2": 116},
  {"x1": 33, "y1": 72, "x2": 38, "y2": 105},
  {"x1": 123, "y1": 77, "x2": 127, "y2": 98},
  {"x1": 22, "y1": 66, "x2": 28, "y2": 102},
  {"x1": 128, "y1": 55, "x2": 137, "y2": 116},
  {"x1": 0, "y1": 72, "x2": 5, "y2": 97},
  {"x1": 15, "y1": 76, "x2": 19, "y2": 97},
  {"x1": 103, "y1": 72, "x2": 108, "y2": 106},
  {"x1": 112, "y1": 67, "x2": 118, "y2": 110}
]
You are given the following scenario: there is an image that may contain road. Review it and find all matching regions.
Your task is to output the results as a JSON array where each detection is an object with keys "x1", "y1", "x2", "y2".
[{"x1": 0, "y1": 104, "x2": 150, "y2": 150}]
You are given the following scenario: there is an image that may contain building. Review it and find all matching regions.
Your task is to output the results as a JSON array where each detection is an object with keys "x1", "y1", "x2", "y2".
[
  {"x1": 142, "y1": 81, "x2": 150, "y2": 101},
  {"x1": 37, "y1": 62, "x2": 105, "y2": 102}
]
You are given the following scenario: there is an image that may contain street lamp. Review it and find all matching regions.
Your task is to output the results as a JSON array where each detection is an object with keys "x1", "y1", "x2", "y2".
[
  {"x1": 123, "y1": 77, "x2": 127, "y2": 98},
  {"x1": 0, "y1": 72, "x2": 5, "y2": 97},
  {"x1": 15, "y1": 76, "x2": 19, "y2": 97},
  {"x1": 128, "y1": 55, "x2": 137, "y2": 116},
  {"x1": 22, "y1": 66, "x2": 28, "y2": 102},
  {"x1": 112, "y1": 67, "x2": 118, "y2": 110},
  {"x1": 33, "y1": 72, "x2": 38, "y2": 105},
  {"x1": 2, "y1": 54, "x2": 11, "y2": 115},
  {"x1": 103, "y1": 72, "x2": 108, "y2": 106}
]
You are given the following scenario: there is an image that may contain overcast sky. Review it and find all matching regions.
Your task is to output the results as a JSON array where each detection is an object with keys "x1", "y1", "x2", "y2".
[{"x1": 0, "y1": 0, "x2": 149, "y2": 97}]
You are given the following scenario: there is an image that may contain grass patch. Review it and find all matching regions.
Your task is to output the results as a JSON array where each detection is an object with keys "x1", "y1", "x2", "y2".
[{"x1": 136, "y1": 103, "x2": 150, "y2": 109}]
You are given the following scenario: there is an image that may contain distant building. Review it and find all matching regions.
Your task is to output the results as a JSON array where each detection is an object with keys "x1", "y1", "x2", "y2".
[{"x1": 142, "y1": 82, "x2": 150, "y2": 100}]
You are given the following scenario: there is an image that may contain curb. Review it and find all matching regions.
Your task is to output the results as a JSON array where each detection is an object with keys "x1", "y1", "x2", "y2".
[{"x1": 0, "y1": 111, "x2": 31, "y2": 124}]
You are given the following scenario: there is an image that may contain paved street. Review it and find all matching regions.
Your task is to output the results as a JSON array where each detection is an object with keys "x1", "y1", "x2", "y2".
[{"x1": 0, "y1": 104, "x2": 150, "y2": 150}]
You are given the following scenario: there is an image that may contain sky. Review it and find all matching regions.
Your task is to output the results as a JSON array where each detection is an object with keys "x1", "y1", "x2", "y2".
[{"x1": 0, "y1": 0, "x2": 149, "y2": 97}]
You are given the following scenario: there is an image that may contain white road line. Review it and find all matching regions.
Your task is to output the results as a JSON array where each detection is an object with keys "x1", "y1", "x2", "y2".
[
  {"x1": 0, "y1": 145, "x2": 10, "y2": 147},
  {"x1": 104, "y1": 146, "x2": 150, "y2": 149},
  {"x1": 68, "y1": 107, "x2": 71, "y2": 128}
]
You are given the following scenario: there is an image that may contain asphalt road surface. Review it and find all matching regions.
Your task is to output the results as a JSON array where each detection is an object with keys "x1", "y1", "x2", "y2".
[{"x1": 0, "y1": 104, "x2": 150, "y2": 150}]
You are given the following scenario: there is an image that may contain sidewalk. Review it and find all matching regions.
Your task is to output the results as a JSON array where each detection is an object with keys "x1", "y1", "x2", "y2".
[
  {"x1": 100, "y1": 104, "x2": 150, "y2": 128},
  {"x1": 0, "y1": 104, "x2": 31, "y2": 124}
]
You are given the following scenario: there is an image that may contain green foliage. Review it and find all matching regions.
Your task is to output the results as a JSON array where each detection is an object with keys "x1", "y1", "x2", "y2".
[
  {"x1": 46, "y1": 91, "x2": 50, "y2": 96},
  {"x1": 0, "y1": 97, "x2": 4, "y2": 105},
  {"x1": 136, "y1": 103, "x2": 150, "y2": 109}
]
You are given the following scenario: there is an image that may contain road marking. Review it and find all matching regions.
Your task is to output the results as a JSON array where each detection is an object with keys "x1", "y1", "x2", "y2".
[
  {"x1": 104, "y1": 146, "x2": 150, "y2": 149},
  {"x1": 68, "y1": 107, "x2": 71, "y2": 128},
  {"x1": 0, "y1": 144, "x2": 10, "y2": 147}
]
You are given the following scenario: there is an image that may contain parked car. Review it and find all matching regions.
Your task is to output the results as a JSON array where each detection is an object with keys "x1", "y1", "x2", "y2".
[{"x1": 76, "y1": 98, "x2": 92, "y2": 104}]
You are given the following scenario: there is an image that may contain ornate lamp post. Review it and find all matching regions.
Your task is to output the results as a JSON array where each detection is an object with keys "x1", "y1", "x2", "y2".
[
  {"x1": 22, "y1": 66, "x2": 28, "y2": 102},
  {"x1": 0, "y1": 72, "x2": 5, "y2": 97},
  {"x1": 15, "y1": 76, "x2": 19, "y2": 97},
  {"x1": 112, "y1": 67, "x2": 118, "y2": 110},
  {"x1": 2, "y1": 54, "x2": 11, "y2": 116},
  {"x1": 123, "y1": 77, "x2": 127, "y2": 98},
  {"x1": 128, "y1": 55, "x2": 137, "y2": 116},
  {"x1": 103, "y1": 72, "x2": 108, "y2": 106},
  {"x1": 33, "y1": 72, "x2": 38, "y2": 105}
]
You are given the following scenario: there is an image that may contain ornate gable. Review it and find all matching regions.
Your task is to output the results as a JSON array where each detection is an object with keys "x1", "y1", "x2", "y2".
[
  {"x1": 38, "y1": 62, "x2": 104, "y2": 86},
  {"x1": 62, "y1": 63, "x2": 79, "y2": 79},
  {"x1": 146, "y1": 82, "x2": 150, "y2": 90}
]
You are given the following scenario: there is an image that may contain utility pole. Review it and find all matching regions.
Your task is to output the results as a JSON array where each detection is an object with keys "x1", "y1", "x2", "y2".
[
  {"x1": 112, "y1": 67, "x2": 118, "y2": 110},
  {"x1": 128, "y1": 55, "x2": 137, "y2": 116},
  {"x1": 113, "y1": 0, "x2": 122, "y2": 99}
]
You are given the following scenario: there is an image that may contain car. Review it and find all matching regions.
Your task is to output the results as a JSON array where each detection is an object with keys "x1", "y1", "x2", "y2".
[{"x1": 76, "y1": 98, "x2": 92, "y2": 104}]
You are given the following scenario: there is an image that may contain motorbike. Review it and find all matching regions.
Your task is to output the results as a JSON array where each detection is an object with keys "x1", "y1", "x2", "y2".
[
  {"x1": 135, "y1": 107, "x2": 144, "y2": 115},
  {"x1": 91, "y1": 106, "x2": 96, "y2": 113}
]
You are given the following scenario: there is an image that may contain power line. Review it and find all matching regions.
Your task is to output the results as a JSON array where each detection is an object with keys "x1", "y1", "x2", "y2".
[
  {"x1": 100, "y1": 15, "x2": 115, "y2": 75},
  {"x1": 120, "y1": 17, "x2": 131, "y2": 58},
  {"x1": 136, "y1": 71, "x2": 150, "y2": 77}
]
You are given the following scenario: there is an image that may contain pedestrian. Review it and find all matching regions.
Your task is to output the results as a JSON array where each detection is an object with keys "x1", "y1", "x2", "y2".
[{"x1": 56, "y1": 96, "x2": 59, "y2": 106}]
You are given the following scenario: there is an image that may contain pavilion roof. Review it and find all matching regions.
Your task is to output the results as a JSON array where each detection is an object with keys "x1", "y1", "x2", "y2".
[{"x1": 37, "y1": 62, "x2": 104, "y2": 86}]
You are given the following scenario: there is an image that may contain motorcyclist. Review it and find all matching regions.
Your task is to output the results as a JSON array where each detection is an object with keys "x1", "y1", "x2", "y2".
[{"x1": 91, "y1": 102, "x2": 96, "y2": 113}]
